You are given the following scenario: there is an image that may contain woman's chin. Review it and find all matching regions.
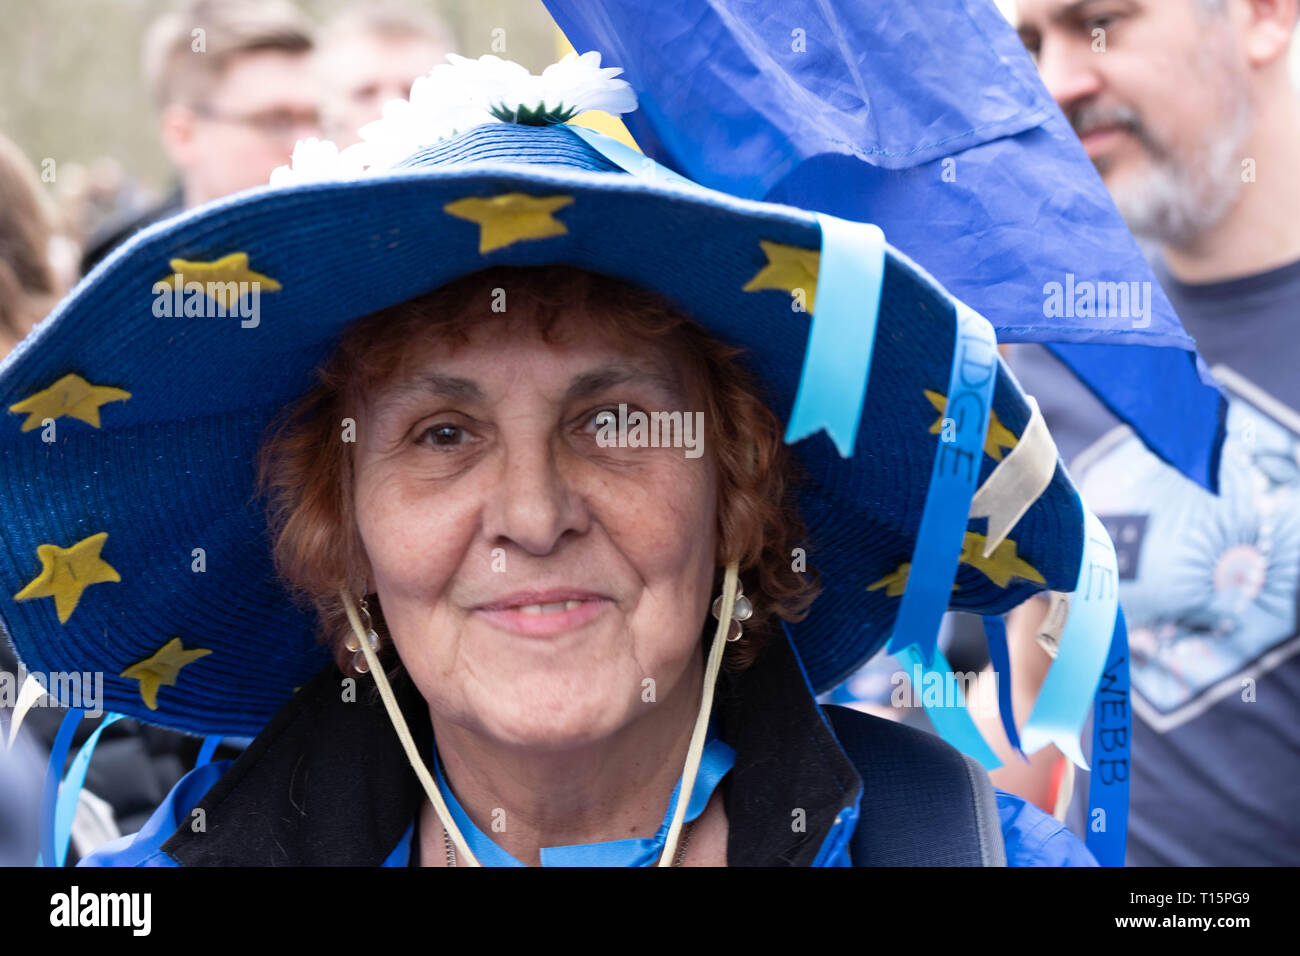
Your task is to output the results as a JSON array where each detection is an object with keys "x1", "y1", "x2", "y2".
[{"x1": 453, "y1": 681, "x2": 645, "y2": 753}]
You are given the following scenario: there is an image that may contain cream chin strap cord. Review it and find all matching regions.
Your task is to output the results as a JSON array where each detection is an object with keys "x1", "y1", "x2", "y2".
[
  {"x1": 341, "y1": 590, "x2": 481, "y2": 866},
  {"x1": 657, "y1": 560, "x2": 737, "y2": 866},
  {"x1": 339, "y1": 560, "x2": 739, "y2": 868}
]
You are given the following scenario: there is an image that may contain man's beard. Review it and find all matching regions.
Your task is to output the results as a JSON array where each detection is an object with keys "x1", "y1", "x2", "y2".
[{"x1": 1070, "y1": 82, "x2": 1254, "y2": 248}]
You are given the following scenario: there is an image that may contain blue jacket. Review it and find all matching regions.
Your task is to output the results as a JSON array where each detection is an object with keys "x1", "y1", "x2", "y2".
[{"x1": 81, "y1": 630, "x2": 1095, "y2": 867}]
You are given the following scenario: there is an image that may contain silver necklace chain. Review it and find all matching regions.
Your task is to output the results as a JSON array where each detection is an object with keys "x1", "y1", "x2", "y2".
[{"x1": 442, "y1": 818, "x2": 696, "y2": 867}]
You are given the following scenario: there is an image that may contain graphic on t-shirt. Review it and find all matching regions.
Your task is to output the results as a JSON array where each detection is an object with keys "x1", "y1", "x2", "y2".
[{"x1": 1072, "y1": 366, "x2": 1300, "y2": 732}]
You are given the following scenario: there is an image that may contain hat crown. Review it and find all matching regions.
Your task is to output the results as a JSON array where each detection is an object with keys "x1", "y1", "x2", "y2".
[{"x1": 393, "y1": 122, "x2": 626, "y2": 177}]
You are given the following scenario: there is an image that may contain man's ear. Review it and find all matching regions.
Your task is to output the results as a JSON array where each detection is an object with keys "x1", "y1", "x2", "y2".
[
  {"x1": 157, "y1": 104, "x2": 197, "y2": 172},
  {"x1": 1242, "y1": 0, "x2": 1299, "y2": 68}
]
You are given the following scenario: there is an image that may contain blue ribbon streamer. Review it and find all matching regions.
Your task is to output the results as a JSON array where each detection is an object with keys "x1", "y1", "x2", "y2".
[
  {"x1": 887, "y1": 300, "x2": 999, "y2": 666},
  {"x1": 430, "y1": 723, "x2": 734, "y2": 866},
  {"x1": 38, "y1": 707, "x2": 83, "y2": 867},
  {"x1": 1085, "y1": 609, "x2": 1130, "y2": 866},
  {"x1": 1019, "y1": 507, "x2": 1118, "y2": 768},
  {"x1": 982, "y1": 615, "x2": 1026, "y2": 759},
  {"x1": 51, "y1": 712, "x2": 124, "y2": 867},
  {"x1": 561, "y1": 123, "x2": 700, "y2": 188},
  {"x1": 893, "y1": 643, "x2": 1002, "y2": 770},
  {"x1": 195, "y1": 734, "x2": 223, "y2": 769},
  {"x1": 786, "y1": 214, "x2": 885, "y2": 458}
]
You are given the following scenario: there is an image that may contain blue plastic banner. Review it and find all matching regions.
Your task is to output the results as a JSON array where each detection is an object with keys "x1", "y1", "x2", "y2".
[{"x1": 546, "y1": 0, "x2": 1227, "y2": 491}]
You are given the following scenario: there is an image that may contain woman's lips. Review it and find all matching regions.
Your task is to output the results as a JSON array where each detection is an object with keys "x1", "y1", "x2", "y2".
[{"x1": 473, "y1": 590, "x2": 612, "y2": 637}]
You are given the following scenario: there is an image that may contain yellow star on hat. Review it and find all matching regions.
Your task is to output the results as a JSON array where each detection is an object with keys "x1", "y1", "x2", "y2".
[
  {"x1": 8, "y1": 373, "x2": 131, "y2": 432},
  {"x1": 120, "y1": 637, "x2": 213, "y2": 711},
  {"x1": 743, "y1": 241, "x2": 821, "y2": 311},
  {"x1": 925, "y1": 390, "x2": 1019, "y2": 461},
  {"x1": 868, "y1": 532, "x2": 1041, "y2": 597},
  {"x1": 156, "y1": 252, "x2": 282, "y2": 297},
  {"x1": 867, "y1": 564, "x2": 911, "y2": 598},
  {"x1": 867, "y1": 562, "x2": 960, "y2": 597},
  {"x1": 960, "y1": 532, "x2": 1044, "y2": 588},
  {"x1": 13, "y1": 532, "x2": 121, "y2": 623},
  {"x1": 444, "y1": 192, "x2": 575, "y2": 254}
]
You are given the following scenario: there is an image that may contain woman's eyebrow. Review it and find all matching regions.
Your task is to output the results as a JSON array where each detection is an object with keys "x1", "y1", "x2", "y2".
[
  {"x1": 564, "y1": 363, "x2": 683, "y2": 404},
  {"x1": 416, "y1": 373, "x2": 484, "y2": 402}
]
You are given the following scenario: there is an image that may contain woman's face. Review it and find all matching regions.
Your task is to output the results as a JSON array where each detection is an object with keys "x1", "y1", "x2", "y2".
[{"x1": 353, "y1": 305, "x2": 719, "y2": 750}]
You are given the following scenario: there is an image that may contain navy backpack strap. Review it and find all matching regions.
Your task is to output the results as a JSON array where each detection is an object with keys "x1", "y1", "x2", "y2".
[{"x1": 821, "y1": 704, "x2": 1006, "y2": 866}]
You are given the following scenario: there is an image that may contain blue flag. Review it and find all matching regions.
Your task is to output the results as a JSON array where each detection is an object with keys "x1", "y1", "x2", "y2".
[{"x1": 545, "y1": 0, "x2": 1227, "y2": 491}]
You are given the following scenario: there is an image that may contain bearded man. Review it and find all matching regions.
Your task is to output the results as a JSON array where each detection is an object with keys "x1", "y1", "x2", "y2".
[{"x1": 995, "y1": 0, "x2": 1300, "y2": 865}]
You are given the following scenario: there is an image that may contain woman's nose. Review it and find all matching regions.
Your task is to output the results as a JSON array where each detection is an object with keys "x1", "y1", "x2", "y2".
[{"x1": 481, "y1": 438, "x2": 589, "y2": 557}]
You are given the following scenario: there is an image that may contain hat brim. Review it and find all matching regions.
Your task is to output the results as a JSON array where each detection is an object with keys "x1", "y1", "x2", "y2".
[{"x1": 0, "y1": 135, "x2": 1082, "y2": 735}]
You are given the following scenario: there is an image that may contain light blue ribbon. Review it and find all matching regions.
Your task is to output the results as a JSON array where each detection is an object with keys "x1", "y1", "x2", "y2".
[
  {"x1": 1019, "y1": 507, "x2": 1119, "y2": 768},
  {"x1": 561, "y1": 123, "x2": 886, "y2": 460},
  {"x1": 560, "y1": 123, "x2": 700, "y2": 189},
  {"x1": 785, "y1": 214, "x2": 886, "y2": 458},
  {"x1": 1086, "y1": 609, "x2": 1130, "y2": 866},
  {"x1": 879, "y1": 300, "x2": 999, "y2": 769},
  {"x1": 51, "y1": 712, "x2": 124, "y2": 867},
  {"x1": 429, "y1": 723, "x2": 735, "y2": 866},
  {"x1": 194, "y1": 734, "x2": 223, "y2": 769},
  {"x1": 38, "y1": 707, "x2": 82, "y2": 867},
  {"x1": 886, "y1": 300, "x2": 999, "y2": 666},
  {"x1": 893, "y1": 642, "x2": 1002, "y2": 770}
]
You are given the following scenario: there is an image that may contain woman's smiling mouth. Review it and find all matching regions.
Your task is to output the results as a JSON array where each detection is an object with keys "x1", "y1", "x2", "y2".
[{"x1": 473, "y1": 589, "x2": 613, "y2": 637}]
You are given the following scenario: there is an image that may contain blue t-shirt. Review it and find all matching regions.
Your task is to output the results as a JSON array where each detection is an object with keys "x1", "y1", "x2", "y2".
[{"x1": 1009, "y1": 257, "x2": 1300, "y2": 865}]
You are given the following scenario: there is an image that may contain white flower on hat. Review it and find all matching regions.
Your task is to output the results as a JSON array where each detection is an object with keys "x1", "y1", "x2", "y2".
[
  {"x1": 269, "y1": 50, "x2": 637, "y2": 187},
  {"x1": 448, "y1": 51, "x2": 637, "y2": 125},
  {"x1": 269, "y1": 138, "x2": 369, "y2": 186},
  {"x1": 537, "y1": 50, "x2": 638, "y2": 118},
  {"x1": 351, "y1": 63, "x2": 499, "y2": 171}
]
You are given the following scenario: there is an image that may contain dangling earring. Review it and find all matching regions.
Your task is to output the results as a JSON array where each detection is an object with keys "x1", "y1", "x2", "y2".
[
  {"x1": 711, "y1": 578, "x2": 754, "y2": 642},
  {"x1": 345, "y1": 595, "x2": 381, "y2": 673}
]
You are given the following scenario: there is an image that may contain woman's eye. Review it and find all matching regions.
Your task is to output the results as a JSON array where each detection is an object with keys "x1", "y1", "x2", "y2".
[
  {"x1": 585, "y1": 407, "x2": 619, "y2": 433},
  {"x1": 419, "y1": 423, "x2": 468, "y2": 448}
]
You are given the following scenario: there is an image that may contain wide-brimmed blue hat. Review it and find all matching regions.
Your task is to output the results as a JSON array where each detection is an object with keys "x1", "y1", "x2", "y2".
[{"x1": 0, "y1": 54, "x2": 1087, "y2": 739}]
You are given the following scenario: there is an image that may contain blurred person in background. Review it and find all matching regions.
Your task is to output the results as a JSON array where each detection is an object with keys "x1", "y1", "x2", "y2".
[
  {"x1": 6, "y1": 4, "x2": 306, "y2": 857},
  {"x1": 316, "y1": 2, "x2": 456, "y2": 146},
  {"x1": 986, "y1": 0, "x2": 1300, "y2": 865},
  {"x1": 0, "y1": 133, "x2": 60, "y2": 359},
  {"x1": 0, "y1": 131, "x2": 123, "y2": 862},
  {"x1": 0, "y1": 727, "x2": 42, "y2": 867},
  {"x1": 81, "y1": 0, "x2": 319, "y2": 274}
]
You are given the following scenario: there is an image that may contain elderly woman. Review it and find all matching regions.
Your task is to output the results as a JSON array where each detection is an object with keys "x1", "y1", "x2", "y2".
[{"x1": 1, "y1": 54, "x2": 1104, "y2": 867}]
